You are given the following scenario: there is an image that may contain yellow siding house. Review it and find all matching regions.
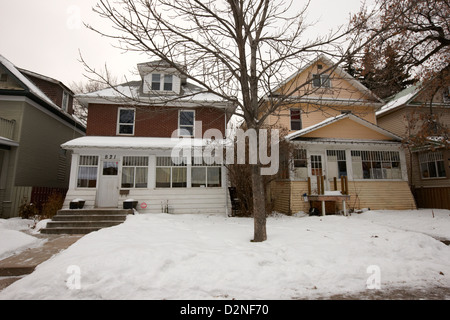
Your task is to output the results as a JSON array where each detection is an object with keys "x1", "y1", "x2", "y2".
[{"x1": 267, "y1": 55, "x2": 416, "y2": 215}]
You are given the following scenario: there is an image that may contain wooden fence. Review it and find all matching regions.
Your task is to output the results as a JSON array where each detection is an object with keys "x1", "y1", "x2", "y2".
[
  {"x1": 414, "y1": 187, "x2": 450, "y2": 210},
  {"x1": 30, "y1": 186, "x2": 68, "y2": 210}
]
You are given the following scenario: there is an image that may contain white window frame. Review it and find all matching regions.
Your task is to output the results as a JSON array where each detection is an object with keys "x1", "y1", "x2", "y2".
[
  {"x1": 62, "y1": 90, "x2": 69, "y2": 112},
  {"x1": 178, "y1": 110, "x2": 195, "y2": 137},
  {"x1": 121, "y1": 156, "x2": 149, "y2": 188},
  {"x1": 77, "y1": 155, "x2": 99, "y2": 188},
  {"x1": 117, "y1": 107, "x2": 136, "y2": 136},
  {"x1": 312, "y1": 74, "x2": 331, "y2": 88},
  {"x1": 419, "y1": 151, "x2": 447, "y2": 179}
]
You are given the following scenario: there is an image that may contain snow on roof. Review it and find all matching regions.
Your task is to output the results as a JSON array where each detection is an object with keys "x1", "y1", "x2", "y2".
[
  {"x1": 61, "y1": 136, "x2": 226, "y2": 150},
  {"x1": 0, "y1": 54, "x2": 85, "y2": 129},
  {"x1": 0, "y1": 54, "x2": 59, "y2": 108},
  {"x1": 376, "y1": 84, "x2": 422, "y2": 116},
  {"x1": 76, "y1": 80, "x2": 229, "y2": 107}
]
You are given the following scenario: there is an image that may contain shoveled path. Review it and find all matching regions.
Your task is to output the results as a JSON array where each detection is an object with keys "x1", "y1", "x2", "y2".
[{"x1": 0, "y1": 234, "x2": 82, "y2": 290}]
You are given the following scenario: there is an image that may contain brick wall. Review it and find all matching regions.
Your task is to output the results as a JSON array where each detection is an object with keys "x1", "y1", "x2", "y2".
[
  {"x1": 86, "y1": 104, "x2": 227, "y2": 137},
  {"x1": 24, "y1": 74, "x2": 74, "y2": 114}
]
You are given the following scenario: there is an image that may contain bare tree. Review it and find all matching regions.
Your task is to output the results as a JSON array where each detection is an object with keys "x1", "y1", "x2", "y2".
[{"x1": 83, "y1": 0, "x2": 388, "y2": 242}]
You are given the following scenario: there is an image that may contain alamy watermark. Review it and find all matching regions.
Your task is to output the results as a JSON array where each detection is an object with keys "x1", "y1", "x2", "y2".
[
  {"x1": 170, "y1": 121, "x2": 280, "y2": 176},
  {"x1": 66, "y1": 265, "x2": 81, "y2": 290},
  {"x1": 366, "y1": 265, "x2": 381, "y2": 290}
]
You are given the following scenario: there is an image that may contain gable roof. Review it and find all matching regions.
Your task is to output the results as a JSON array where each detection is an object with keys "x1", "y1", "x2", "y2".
[
  {"x1": 376, "y1": 83, "x2": 430, "y2": 117},
  {"x1": 285, "y1": 113, "x2": 401, "y2": 142},
  {"x1": 273, "y1": 55, "x2": 384, "y2": 105},
  {"x1": 0, "y1": 54, "x2": 85, "y2": 131}
]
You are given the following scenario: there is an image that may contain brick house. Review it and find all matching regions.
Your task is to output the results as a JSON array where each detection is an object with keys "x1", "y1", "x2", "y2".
[
  {"x1": 61, "y1": 60, "x2": 235, "y2": 214},
  {"x1": 0, "y1": 54, "x2": 86, "y2": 218}
]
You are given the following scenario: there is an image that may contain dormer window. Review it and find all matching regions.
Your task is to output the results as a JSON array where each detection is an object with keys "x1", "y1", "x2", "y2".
[
  {"x1": 148, "y1": 73, "x2": 175, "y2": 92},
  {"x1": 164, "y1": 74, "x2": 173, "y2": 91},
  {"x1": 151, "y1": 74, "x2": 161, "y2": 90},
  {"x1": 312, "y1": 74, "x2": 331, "y2": 88},
  {"x1": 62, "y1": 91, "x2": 69, "y2": 112}
]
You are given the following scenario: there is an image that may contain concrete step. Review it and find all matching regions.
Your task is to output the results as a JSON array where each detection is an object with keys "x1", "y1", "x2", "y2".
[
  {"x1": 52, "y1": 215, "x2": 127, "y2": 222},
  {"x1": 40, "y1": 208, "x2": 133, "y2": 235},
  {"x1": 40, "y1": 227, "x2": 102, "y2": 235},
  {"x1": 56, "y1": 209, "x2": 133, "y2": 216},
  {"x1": 45, "y1": 221, "x2": 124, "y2": 228}
]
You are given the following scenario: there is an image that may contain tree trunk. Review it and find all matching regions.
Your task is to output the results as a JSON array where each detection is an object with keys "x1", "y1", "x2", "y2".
[{"x1": 251, "y1": 164, "x2": 267, "y2": 242}]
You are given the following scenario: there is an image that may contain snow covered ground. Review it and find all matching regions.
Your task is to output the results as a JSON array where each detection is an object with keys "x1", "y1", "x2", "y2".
[{"x1": 0, "y1": 209, "x2": 449, "y2": 300}]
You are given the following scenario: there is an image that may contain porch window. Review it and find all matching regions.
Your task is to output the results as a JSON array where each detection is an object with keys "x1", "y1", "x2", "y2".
[
  {"x1": 293, "y1": 148, "x2": 307, "y2": 179},
  {"x1": 179, "y1": 110, "x2": 195, "y2": 136},
  {"x1": 351, "y1": 151, "x2": 401, "y2": 180},
  {"x1": 312, "y1": 74, "x2": 331, "y2": 88},
  {"x1": 191, "y1": 157, "x2": 222, "y2": 187},
  {"x1": 327, "y1": 150, "x2": 347, "y2": 178},
  {"x1": 290, "y1": 109, "x2": 302, "y2": 130},
  {"x1": 117, "y1": 108, "x2": 135, "y2": 135},
  {"x1": 122, "y1": 156, "x2": 149, "y2": 188},
  {"x1": 77, "y1": 156, "x2": 99, "y2": 188},
  {"x1": 156, "y1": 156, "x2": 187, "y2": 188},
  {"x1": 419, "y1": 151, "x2": 446, "y2": 179}
]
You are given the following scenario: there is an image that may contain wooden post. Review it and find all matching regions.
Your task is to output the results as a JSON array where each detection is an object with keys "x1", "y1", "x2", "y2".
[
  {"x1": 320, "y1": 175, "x2": 324, "y2": 195},
  {"x1": 316, "y1": 175, "x2": 321, "y2": 195},
  {"x1": 344, "y1": 176, "x2": 349, "y2": 195},
  {"x1": 333, "y1": 177, "x2": 337, "y2": 191},
  {"x1": 307, "y1": 177, "x2": 311, "y2": 195}
]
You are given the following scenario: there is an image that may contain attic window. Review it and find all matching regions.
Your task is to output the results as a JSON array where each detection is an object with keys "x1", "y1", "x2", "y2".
[
  {"x1": 0, "y1": 74, "x2": 7, "y2": 82},
  {"x1": 164, "y1": 74, "x2": 173, "y2": 91},
  {"x1": 312, "y1": 74, "x2": 331, "y2": 88},
  {"x1": 151, "y1": 74, "x2": 161, "y2": 90}
]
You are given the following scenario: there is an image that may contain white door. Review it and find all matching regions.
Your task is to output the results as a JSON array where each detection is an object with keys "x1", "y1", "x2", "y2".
[
  {"x1": 97, "y1": 160, "x2": 119, "y2": 207},
  {"x1": 310, "y1": 153, "x2": 326, "y2": 194}
]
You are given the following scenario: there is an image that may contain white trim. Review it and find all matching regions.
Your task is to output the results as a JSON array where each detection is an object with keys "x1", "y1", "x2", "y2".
[
  {"x1": 116, "y1": 107, "x2": 136, "y2": 136},
  {"x1": 178, "y1": 109, "x2": 195, "y2": 137}
]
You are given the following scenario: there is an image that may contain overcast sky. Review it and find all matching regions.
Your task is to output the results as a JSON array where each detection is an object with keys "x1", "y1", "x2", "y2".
[{"x1": 0, "y1": 0, "x2": 369, "y2": 89}]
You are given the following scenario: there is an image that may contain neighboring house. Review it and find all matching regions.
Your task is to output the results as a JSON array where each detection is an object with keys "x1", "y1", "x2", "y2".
[
  {"x1": 0, "y1": 54, "x2": 86, "y2": 218},
  {"x1": 61, "y1": 60, "x2": 235, "y2": 214},
  {"x1": 266, "y1": 55, "x2": 416, "y2": 215},
  {"x1": 376, "y1": 81, "x2": 450, "y2": 209}
]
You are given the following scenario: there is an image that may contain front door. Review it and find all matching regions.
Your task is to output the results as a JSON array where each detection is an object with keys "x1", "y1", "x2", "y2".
[
  {"x1": 97, "y1": 160, "x2": 119, "y2": 207},
  {"x1": 310, "y1": 153, "x2": 326, "y2": 194}
]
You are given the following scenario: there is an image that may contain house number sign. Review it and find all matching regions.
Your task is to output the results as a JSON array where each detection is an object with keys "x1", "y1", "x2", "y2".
[{"x1": 104, "y1": 155, "x2": 117, "y2": 159}]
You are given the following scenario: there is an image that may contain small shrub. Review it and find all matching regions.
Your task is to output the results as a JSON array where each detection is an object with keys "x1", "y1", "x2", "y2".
[
  {"x1": 18, "y1": 198, "x2": 39, "y2": 219},
  {"x1": 41, "y1": 192, "x2": 64, "y2": 219}
]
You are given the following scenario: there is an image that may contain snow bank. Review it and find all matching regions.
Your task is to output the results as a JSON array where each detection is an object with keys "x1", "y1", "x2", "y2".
[
  {"x1": 1, "y1": 210, "x2": 449, "y2": 300},
  {"x1": 0, "y1": 218, "x2": 45, "y2": 260}
]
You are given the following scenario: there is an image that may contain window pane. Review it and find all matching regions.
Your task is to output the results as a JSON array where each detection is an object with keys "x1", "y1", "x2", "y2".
[
  {"x1": 77, "y1": 167, "x2": 97, "y2": 188},
  {"x1": 121, "y1": 167, "x2": 134, "y2": 188},
  {"x1": 152, "y1": 73, "x2": 160, "y2": 90},
  {"x1": 180, "y1": 111, "x2": 194, "y2": 125},
  {"x1": 119, "y1": 109, "x2": 134, "y2": 124},
  {"x1": 135, "y1": 167, "x2": 148, "y2": 188},
  {"x1": 164, "y1": 74, "x2": 173, "y2": 91},
  {"x1": 103, "y1": 162, "x2": 118, "y2": 175},
  {"x1": 179, "y1": 126, "x2": 193, "y2": 136},
  {"x1": 207, "y1": 167, "x2": 221, "y2": 187},
  {"x1": 156, "y1": 167, "x2": 171, "y2": 188},
  {"x1": 172, "y1": 167, "x2": 187, "y2": 188},
  {"x1": 192, "y1": 167, "x2": 206, "y2": 187},
  {"x1": 312, "y1": 74, "x2": 321, "y2": 87},
  {"x1": 321, "y1": 75, "x2": 331, "y2": 87}
]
